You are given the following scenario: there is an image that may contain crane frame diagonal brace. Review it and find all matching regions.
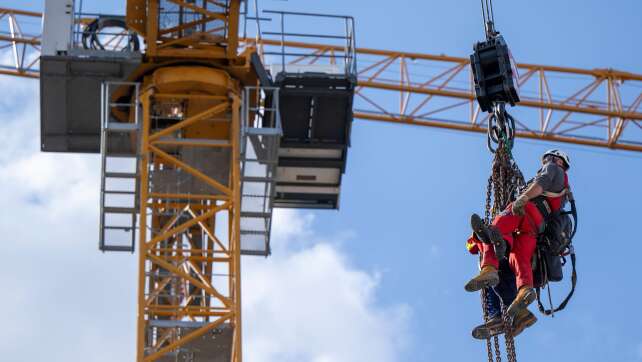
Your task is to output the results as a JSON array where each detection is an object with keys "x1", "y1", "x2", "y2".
[
  {"x1": 0, "y1": 7, "x2": 41, "y2": 78},
  {"x1": 135, "y1": 0, "x2": 239, "y2": 59},
  {"x1": 248, "y1": 38, "x2": 642, "y2": 153},
  {"x1": 137, "y1": 89, "x2": 242, "y2": 362},
  {"x1": 3, "y1": 7, "x2": 642, "y2": 151}
]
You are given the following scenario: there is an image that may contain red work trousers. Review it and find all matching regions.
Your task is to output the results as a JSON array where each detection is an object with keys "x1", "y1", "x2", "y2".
[{"x1": 476, "y1": 202, "x2": 543, "y2": 289}]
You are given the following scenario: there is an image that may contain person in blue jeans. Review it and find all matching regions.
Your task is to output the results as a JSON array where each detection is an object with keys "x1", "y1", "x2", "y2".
[{"x1": 466, "y1": 234, "x2": 536, "y2": 338}]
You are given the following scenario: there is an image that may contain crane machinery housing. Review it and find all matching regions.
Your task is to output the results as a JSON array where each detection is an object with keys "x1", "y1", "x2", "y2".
[{"x1": 1, "y1": 1, "x2": 642, "y2": 361}]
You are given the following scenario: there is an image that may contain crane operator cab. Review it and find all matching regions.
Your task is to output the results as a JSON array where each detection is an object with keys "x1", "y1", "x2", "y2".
[{"x1": 261, "y1": 10, "x2": 357, "y2": 209}]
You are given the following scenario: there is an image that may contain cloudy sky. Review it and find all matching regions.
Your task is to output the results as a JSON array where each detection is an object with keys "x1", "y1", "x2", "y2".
[{"x1": 2, "y1": 0, "x2": 642, "y2": 361}]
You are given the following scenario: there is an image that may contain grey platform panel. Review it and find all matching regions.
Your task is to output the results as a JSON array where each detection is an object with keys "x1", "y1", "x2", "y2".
[
  {"x1": 273, "y1": 72, "x2": 356, "y2": 209},
  {"x1": 155, "y1": 325, "x2": 233, "y2": 362},
  {"x1": 40, "y1": 54, "x2": 141, "y2": 153}
]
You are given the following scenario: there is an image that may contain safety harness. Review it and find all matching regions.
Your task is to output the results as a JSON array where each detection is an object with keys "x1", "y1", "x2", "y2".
[{"x1": 531, "y1": 176, "x2": 579, "y2": 317}]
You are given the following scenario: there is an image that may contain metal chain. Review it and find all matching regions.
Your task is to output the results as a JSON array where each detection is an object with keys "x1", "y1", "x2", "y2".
[
  {"x1": 480, "y1": 289, "x2": 495, "y2": 362},
  {"x1": 482, "y1": 164, "x2": 502, "y2": 362},
  {"x1": 502, "y1": 303, "x2": 518, "y2": 362},
  {"x1": 493, "y1": 333, "x2": 502, "y2": 362},
  {"x1": 485, "y1": 175, "x2": 493, "y2": 223},
  {"x1": 480, "y1": 119, "x2": 525, "y2": 362}
]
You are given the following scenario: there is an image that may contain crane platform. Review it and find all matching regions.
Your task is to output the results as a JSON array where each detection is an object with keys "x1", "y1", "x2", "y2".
[{"x1": 261, "y1": 10, "x2": 357, "y2": 209}]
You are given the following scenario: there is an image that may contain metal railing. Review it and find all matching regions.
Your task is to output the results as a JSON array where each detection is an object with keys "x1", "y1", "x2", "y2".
[
  {"x1": 71, "y1": 1, "x2": 140, "y2": 54},
  {"x1": 156, "y1": 0, "x2": 230, "y2": 43},
  {"x1": 260, "y1": 10, "x2": 357, "y2": 78},
  {"x1": 239, "y1": 86, "x2": 282, "y2": 256}
]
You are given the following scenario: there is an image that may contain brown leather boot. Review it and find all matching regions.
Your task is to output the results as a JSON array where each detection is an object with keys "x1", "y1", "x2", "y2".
[
  {"x1": 464, "y1": 265, "x2": 499, "y2": 292},
  {"x1": 472, "y1": 315, "x2": 505, "y2": 340},
  {"x1": 510, "y1": 309, "x2": 537, "y2": 337},
  {"x1": 506, "y1": 286, "x2": 536, "y2": 319}
]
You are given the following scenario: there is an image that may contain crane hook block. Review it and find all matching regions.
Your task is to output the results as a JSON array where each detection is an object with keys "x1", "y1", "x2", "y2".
[{"x1": 470, "y1": 35, "x2": 520, "y2": 113}]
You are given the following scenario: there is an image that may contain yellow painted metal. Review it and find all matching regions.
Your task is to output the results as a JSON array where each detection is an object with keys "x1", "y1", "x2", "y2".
[
  {"x1": 136, "y1": 64, "x2": 243, "y2": 361},
  {"x1": 356, "y1": 79, "x2": 642, "y2": 120},
  {"x1": 123, "y1": 1, "x2": 248, "y2": 359},
  {"x1": 137, "y1": 89, "x2": 152, "y2": 362},
  {"x1": 354, "y1": 111, "x2": 642, "y2": 152},
  {"x1": 126, "y1": 0, "x2": 146, "y2": 36},
  {"x1": 2, "y1": 2, "x2": 642, "y2": 359},
  {"x1": 254, "y1": 38, "x2": 642, "y2": 82},
  {"x1": 136, "y1": 0, "x2": 240, "y2": 60},
  {"x1": 230, "y1": 93, "x2": 243, "y2": 362},
  {"x1": 246, "y1": 38, "x2": 642, "y2": 152},
  {"x1": 3, "y1": 6, "x2": 642, "y2": 150}
]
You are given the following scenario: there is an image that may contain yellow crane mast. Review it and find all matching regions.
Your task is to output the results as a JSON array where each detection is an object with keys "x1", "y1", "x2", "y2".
[{"x1": 126, "y1": 1, "x2": 251, "y2": 360}]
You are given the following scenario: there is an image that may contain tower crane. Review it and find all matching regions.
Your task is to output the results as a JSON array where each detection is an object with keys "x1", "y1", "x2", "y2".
[{"x1": 1, "y1": 2, "x2": 642, "y2": 361}]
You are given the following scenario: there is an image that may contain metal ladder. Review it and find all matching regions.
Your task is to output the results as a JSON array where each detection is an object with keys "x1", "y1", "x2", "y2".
[
  {"x1": 99, "y1": 82, "x2": 141, "y2": 252},
  {"x1": 239, "y1": 86, "x2": 282, "y2": 256}
]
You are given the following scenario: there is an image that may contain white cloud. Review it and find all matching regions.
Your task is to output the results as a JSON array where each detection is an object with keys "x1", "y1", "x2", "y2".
[
  {"x1": 243, "y1": 210, "x2": 410, "y2": 362},
  {"x1": 0, "y1": 75, "x2": 411, "y2": 361},
  {"x1": 0, "y1": 78, "x2": 136, "y2": 361}
]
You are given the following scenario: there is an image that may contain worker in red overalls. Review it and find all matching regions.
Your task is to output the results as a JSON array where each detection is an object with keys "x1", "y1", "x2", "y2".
[
  {"x1": 466, "y1": 233, "x2": 537, "y2": 338},
  {"x1": 465, "y1": 149, "x2": 571, "y2": 322}
]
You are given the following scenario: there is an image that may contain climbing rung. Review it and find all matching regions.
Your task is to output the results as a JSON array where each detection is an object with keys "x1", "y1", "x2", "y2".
[
  {"x1": 241, "y1": 176, "x2": 274, "y2": 183},
  {"x1": 148, "y1": 320, "x2": 207, "y2": 328},
  {"x1": 240, "y1": 212, "x2": 271, "y2": 218},
  {"x1": 105, "y1": 172, "x2": 138, "y2": 178},
  {"x1": 105, "y1": 153, "x2": 138, "y2": 158},
  {"x1": 106, "y1": 122, "x2": 139, "y2": 132},
  {"x1": 154, "y1": 137, "x2": 231, "y2": 147},
  {"x1": 101, "y1": 245, "x2": 134, "y2": 252},
  {"x1": 104, "y1": 226, "x2": 135, "y2": 231},
  {"x1": 245, "y1": 128, "x2": 282, "y2": 136},
  {"x1": 240, "y1": 230, "x2": 268, "y2": 235},
  {"x1": 242, "y1": 158, "x2": 278, "y2": 165},
  {"x1": 104, "y1": 206, "x2": 137, "y2": 214},
  {"x1": 242, "y1": 194, "x2": 267, "y2": 198},
  {"x1": 103, "y1": 190, "x2": 136, "y2": 195}
]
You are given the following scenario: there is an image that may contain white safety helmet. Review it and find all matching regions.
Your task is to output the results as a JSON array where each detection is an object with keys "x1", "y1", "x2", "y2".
[{"x1": 542, "y1": 149, "x2": 570, "y2": 169}]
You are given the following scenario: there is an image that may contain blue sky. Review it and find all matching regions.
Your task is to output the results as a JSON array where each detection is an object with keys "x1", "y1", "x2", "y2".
[{"x1": 2, "y1": 1, "x2": 642, "y2": 361}]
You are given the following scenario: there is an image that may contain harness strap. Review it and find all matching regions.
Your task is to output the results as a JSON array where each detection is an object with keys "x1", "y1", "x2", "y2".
[
  {"x1": 541, "y1": 188, "x2": 568, "y2": 198},
  {"x1": 536, "y1": 249, "x2": 577, "y2": 316},
  {"x1": 532, "y1": 196, "x2": 552, "y2": 220}
]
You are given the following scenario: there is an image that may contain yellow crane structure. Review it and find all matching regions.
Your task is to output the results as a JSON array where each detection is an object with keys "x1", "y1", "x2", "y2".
[{"x1": 1, "y1": 3, "x2": 642, "y2": 362}]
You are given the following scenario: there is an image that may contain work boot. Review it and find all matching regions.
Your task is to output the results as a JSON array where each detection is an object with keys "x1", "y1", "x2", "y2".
[
  {"x1": 472, "y1": 315, "x2": 505, "y2": 340},
  {"x1": 464, "y1": 265, "x2": 499, "y2": 292},
  {"x1": 470, "y1": 213, "x2": 507, "y2": 260},
  {"x1": 509, "y1": 309, "x2": 537, "y2": 337},
  {"x1": 506, "y1": 286, "x2": 536, "y2": 319}
]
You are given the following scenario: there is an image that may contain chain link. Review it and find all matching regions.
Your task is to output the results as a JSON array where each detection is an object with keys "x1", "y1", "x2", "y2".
[
  {"x1": 493, "y1": 335, "x2": 503, "y2": 362},
  {"x1": 480, "y1": 289, "x2": 495, "y2": 362},
  {"x1": 480, "y1": 123, "x2": 525, "y2": 362},
  {"x1": 502, "y1": 304, "x2": 517, "y2": 362}
]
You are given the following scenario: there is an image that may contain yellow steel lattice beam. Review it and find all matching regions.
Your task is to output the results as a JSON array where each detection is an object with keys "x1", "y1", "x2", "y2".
[
  {"x1": 252, "y1": 38, "x2": 642, "y2": 152},
  {"x1": 3, "y1": 6, "x2": 642, "y2": 151}
]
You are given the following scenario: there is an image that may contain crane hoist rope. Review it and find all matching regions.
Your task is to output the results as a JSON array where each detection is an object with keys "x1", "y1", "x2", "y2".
[{"x1": 472, "y1": 0, "x2": 521, "y2": 154}]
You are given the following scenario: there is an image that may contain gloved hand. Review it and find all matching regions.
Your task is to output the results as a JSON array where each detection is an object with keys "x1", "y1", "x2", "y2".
[{"x1": 512, "y1": 194, "x2": 529, "y2": 216}]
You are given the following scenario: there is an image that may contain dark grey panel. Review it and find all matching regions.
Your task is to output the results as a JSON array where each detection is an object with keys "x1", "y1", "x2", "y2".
[
  {"x1": 273, "y1": 73, "x2": 356, "y2": 210},
  {"x1": 40, "y1": 54, "x2": 141, "y2": 153},
  {"x1": 280, "y1": 94, "x2": 312, "y2": 140},
  {"x1": 313, "y1": 95, "x2": 350, "y2": 143},
  {"x1": 155, "y1": 325, "x2": 233, "y2": 362},
  {"x1": 273, "y1": 192, "x2": 338, "y2": 209}
]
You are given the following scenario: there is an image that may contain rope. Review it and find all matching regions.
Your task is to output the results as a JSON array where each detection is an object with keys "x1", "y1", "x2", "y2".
[{"x1": 480, "y1": 0, "x2": 497, "y2": 38}]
